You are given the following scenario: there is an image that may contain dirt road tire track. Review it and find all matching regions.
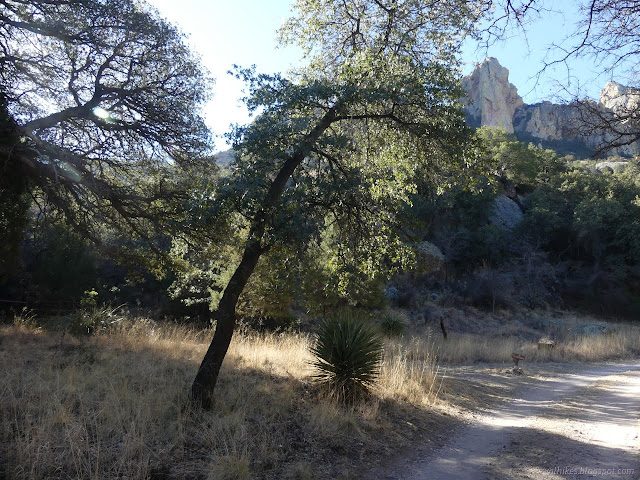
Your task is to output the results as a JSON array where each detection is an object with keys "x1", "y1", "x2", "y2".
[{"x1": 376, "y1": 361, "x2": 640, "y2": 480}]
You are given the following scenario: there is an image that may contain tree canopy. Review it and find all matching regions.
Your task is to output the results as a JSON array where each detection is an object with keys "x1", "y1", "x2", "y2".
[
  {"x1": 0, "y1": 0, "x2": 212, "y2": 253},
  {"x1": 190, "y1": 0, "x2": 505, "y2": 407}
]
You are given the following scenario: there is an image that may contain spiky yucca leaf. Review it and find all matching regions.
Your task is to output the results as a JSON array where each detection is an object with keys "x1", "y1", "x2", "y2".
[
  {"x1": 379, "y1": 312, "x2": 406, "y2": 337},
  {"x1": 311, "y1": 313, "x2": 383, "y2": 402}
]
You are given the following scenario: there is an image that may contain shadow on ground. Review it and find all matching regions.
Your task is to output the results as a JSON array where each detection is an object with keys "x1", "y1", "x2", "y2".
[{"x1": 0, "y1": 325, "x2": 461, "y2": 480}]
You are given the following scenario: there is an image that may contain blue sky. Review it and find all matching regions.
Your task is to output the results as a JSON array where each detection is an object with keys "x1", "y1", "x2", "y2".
[
  {"x1": 147, "y1": 0, "x2": 608, "y2": 150},
  {"x1": 148, "y1": 0, "x2": 302, "y2": 148}
]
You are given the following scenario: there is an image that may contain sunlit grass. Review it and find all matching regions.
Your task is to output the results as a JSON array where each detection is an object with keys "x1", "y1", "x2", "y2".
[
  {"x1": 426, "y1": 320, "x2": 640, "y2": 365},
  {"x1": 0, "y1": 316, "x2": 442, "y2": 479},
  {"x1": 2, "y1": 310, "x2": 638, "y2": 479}
]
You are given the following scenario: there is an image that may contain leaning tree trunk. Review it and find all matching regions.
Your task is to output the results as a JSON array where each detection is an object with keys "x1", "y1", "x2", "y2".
[
  {"x1": 190, "y1": 103, "x2": 343, "y2": 408},
  {"x1": 191, "y1": 240, "x2": 263, "y2": 409}
]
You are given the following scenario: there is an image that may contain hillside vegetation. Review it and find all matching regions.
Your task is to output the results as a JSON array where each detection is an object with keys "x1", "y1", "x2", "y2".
[{"x1": 5, "y1": 126, "x2": 639, "y2": 321}]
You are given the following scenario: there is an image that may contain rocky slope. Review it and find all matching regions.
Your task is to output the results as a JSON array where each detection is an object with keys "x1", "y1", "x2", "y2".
[{"x1": 463, "y1": 58, "x2": 640, "y2": 157}]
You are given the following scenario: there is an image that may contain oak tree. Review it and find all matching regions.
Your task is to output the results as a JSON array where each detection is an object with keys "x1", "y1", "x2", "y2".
[
  {"x1": 0, "y1": 0, "x2": 212, "y2": 268},
  {"x1": 191, "y1": 0, "x2": 503, "y2": 407}
]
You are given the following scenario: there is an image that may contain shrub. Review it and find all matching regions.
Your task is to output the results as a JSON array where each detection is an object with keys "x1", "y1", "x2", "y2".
[
  {"x1": 26, "y1": 224, "x2": 99, "y2": 307},
  {"x1": 67, "y1": 305, "x2": 125, "y2": 336},
  {"x1": 311, "y1": 312, "x2": 383, "y2": 402},
  {"x1": 238, "y1": 314, "x2": 301, "y2": 333},
  {"x1": 38, "y1": 305, "x2": 125, "y2": 336},
  {"x1": 378, "y1": 312, "x2": 406, "y2": 337}
]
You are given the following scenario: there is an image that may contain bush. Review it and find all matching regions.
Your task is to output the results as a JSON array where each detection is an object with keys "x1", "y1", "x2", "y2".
[
  {"x1": 311, "y1": 312, "x2": 383, "y2": 402},
  {"x1": 27, "y1": 305, "x2": 126, "y2": 336},
  {"x1": 66, "y1": 305, "x2": 125, "y2": 336},
  {"x1": 238, "y1": 314, "x2": 301, "y2": 333},
  {"x1": 23, "y1": 223, "x2": 100, "y2": 308},
  {"x1": 378, "y1": 312, "x2": 406, "y2": 337}
]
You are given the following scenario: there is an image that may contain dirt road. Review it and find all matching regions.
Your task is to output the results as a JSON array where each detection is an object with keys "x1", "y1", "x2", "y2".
[{"x1": 377, "y1": 362, "x2": 640, "y2": 480}]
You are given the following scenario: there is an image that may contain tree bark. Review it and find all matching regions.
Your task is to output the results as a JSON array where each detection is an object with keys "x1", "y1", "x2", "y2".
[
  {"x1": 190, "y1": 102, "x2": 343, "y2": 408},
  {"x1": 191, "y1": 241, "x2": 263, "y2": 409}
]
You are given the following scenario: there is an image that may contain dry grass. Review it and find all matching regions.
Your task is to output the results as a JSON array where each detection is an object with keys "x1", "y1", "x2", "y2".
[
  {"x1": 2, "y1": 310, "x2": 638, "y2": 479},
  {"x1": 526, "y1": 323, "x2": 640, "y2": 362},
  {"x1": 377, "y1": 339, "x2": 442, "y2": 405},
  {"x1": 422, "y1": 317, "x2": 640, "y2": 365},
  {"x1": 0, "y1": 315, "x2": 443, "y2": 480}
]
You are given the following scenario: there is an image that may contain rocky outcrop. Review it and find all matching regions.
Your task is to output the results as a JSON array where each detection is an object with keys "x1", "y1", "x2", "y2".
[
  {"x1": 574, "y1": 322, "x2": 612, "y2": 336},
  {"x1": 595, "y1": 82, "x2": 640, "y2": 157},
  {"x1": 595, "y1": 160, "x2": 628, "y2": 172},
  {"x1": 462, "y1": 57, "x2": 523, "y2": 134},
  {"x1": 600, "y1": 81, "x2": 640, "y2": 113},
  {"x1": 414, "y1": 241, "x2": 446, "y2": 274},
  {"x1": 513, "y1": 102, "x2": 581, "y2": 141},
  {"x1": 463, "y1": 59, "x2": 640, "y2": 157},
  {"x1": 489, "y1": 195, "x2": 523, "y2": 231}
]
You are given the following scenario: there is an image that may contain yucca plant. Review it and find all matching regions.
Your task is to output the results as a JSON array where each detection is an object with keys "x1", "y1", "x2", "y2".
[
  {"x1": 378, "y1": 312, "x2": 406, "y2": 337},
  {"x1": 311, "y1": 312, "x2": 384, "y2": 402}
]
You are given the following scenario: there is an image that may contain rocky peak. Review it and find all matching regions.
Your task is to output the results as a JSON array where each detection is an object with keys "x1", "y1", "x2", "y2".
[
  {"x1": 462, "y1": 59, "x2": 639, "y2": 158},
  {"x1": 599, "y1": 81, "x2": 640, "y2": 113},
  {"x1": 461, "y1": 57, "x2": 523, "y2": 134}
]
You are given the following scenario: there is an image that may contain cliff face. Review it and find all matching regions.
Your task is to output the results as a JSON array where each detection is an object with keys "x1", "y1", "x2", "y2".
[
  {"x1": 596, "y1": 82, "x2": 640, "y2": 156},
  {"x1": 463, "y1": 59, "x2": 640, "y2": 157},
  {"x1": 513, "y1": 102, "x2": 581, "y2": 141},
  {"x1": 600, "y1": 81, "x2": 639, "y2": 112},
  {"x1": 462, "y1": 57, "x2": 523, "y2": 134}
]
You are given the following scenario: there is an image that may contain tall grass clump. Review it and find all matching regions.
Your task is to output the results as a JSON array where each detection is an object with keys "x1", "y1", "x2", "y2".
[
  {"x1": 377, "y1": 338, "x2": 441, "y2": 405},
  {"x1": 312, "y1": 313, "x2": 383, "y2": 402}
]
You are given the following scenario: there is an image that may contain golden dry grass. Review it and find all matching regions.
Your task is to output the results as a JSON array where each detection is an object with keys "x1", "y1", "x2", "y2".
[
  {"x1": 377, "y1": 339, "x2": 441, "y2": 405},
  {"x1": 0, "y1": 316, "x2": 443, "y2": 480},
  {"x1": 426, "y1": 321, "x2": 640, "y2": 365},
  {"x1": 1, "y1": 311, "x2": 638, "y2": 479}
]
